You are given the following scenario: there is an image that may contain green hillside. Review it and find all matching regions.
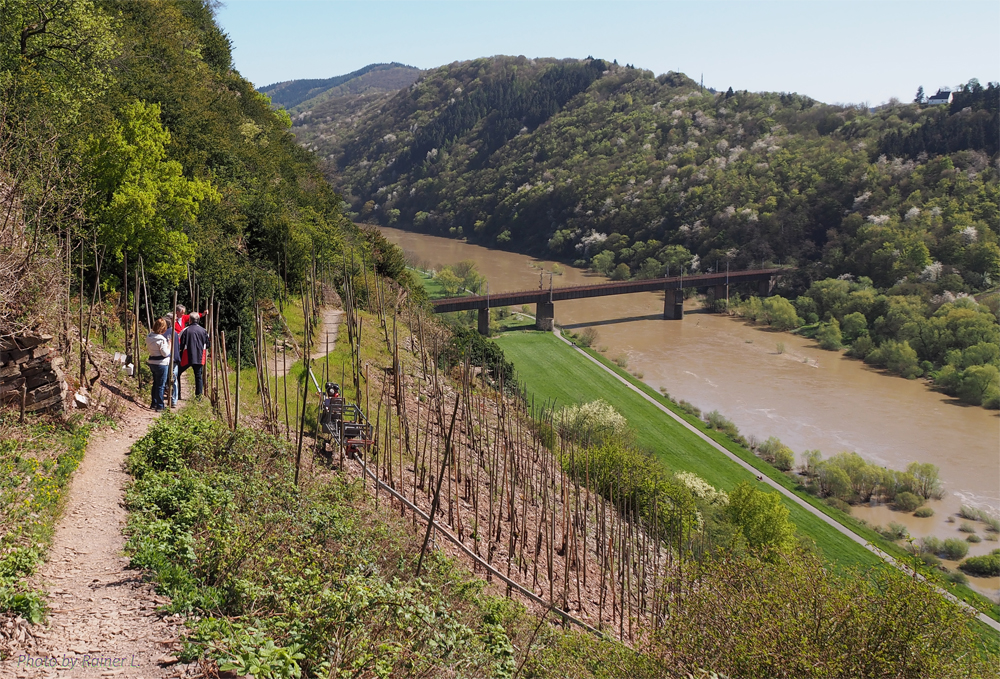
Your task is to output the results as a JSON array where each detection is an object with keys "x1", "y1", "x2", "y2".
[{"x1": 298, "y1": 57, "x2": 998, "y2": 296}]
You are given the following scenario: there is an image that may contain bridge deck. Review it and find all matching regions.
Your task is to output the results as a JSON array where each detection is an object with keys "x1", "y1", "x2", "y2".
[{"x1": 431, "y1": 268, "x2": 784, "y2": 313}]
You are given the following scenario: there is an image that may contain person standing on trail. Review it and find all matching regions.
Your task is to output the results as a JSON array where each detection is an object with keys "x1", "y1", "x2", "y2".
[
  {"x1": 146, "y1": 318, "x2": 171, "y2": 411},
  {"x1": 179, "y1": 312, "x2": 210, "y2": 398},
  {"x1": 165, "y1": 312, "x2": 183, "y2": 406},
  {"x1": 174, "y1": 304, "x2": 209, "y2": 334}
]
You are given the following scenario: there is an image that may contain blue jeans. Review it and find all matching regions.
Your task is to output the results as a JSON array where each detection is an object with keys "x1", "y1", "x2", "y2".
[
  {"x1": 171, "y1": 363, "x2": 180, "y2": 404},
  {"x1": 150, "y1": 363, "x2": 168, "y2": 410}
]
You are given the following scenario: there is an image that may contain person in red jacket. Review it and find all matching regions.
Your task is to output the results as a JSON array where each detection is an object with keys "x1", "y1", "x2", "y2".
[
  {"x1": 174, "y1": 304, "x2": 209, "y2": 334},
  {"x1": 178, "y1": 312, "x2": 210, "y2": 398}
]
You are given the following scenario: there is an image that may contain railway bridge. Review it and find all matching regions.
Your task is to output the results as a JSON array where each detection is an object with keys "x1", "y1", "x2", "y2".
[{"x1": 431, "y1": 268, "x2": 786, "y2": 335}]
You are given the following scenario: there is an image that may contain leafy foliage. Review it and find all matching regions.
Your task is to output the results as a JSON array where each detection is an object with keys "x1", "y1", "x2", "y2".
[
  {"x1": 960, "y1": 550, "x2": 1000, "y2": 577},
  {"x1": 651, "y1": 548, "x2": 993, "y2": 679},
  {"x1": 125, "y1": 412, "x2": 535, "y2": 677}
]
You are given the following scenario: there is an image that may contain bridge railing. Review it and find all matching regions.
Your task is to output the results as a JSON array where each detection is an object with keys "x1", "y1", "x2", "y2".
[{"x1": 431, "y1": 268, "x2": 786, "y2": 313}]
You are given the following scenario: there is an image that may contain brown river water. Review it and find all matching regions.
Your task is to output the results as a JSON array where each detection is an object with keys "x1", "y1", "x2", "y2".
[{"x1": 381, "y1": 227, "x2": 1000, "y2": 598}]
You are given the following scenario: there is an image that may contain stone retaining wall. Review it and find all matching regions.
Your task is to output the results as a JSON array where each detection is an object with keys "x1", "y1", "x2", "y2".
[{"x1": 0, "y1": 334, "x2": 68, "y2": 414}]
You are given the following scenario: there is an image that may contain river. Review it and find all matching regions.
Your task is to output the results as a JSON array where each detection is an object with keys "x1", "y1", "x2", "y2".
[{"x1": 381, "y1": 226, "x2": 1000, "y2": 598}]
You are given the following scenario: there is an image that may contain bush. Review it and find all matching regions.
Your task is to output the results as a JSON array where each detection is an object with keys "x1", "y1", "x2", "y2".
[
  {"x1": 913, "y1": 506, "x2": 935, "y2": 518},
  {"x1": 945, "y1": 571, "x2": 969, "y2": 586},
  {"x1": 677, "y1": 400, "x2": 701, "y2": 417},
  {"x1": 894, "y1": 491, "x2": 924, "y2": 512},
  {"x1": 942, "y1": 538, "x2": 969, "y2": 560},
  {"x1": 613, "y1": 354, "x2": 628, "y2": 368},
  {"x1": 705, "y1": 410, "x2": 741, "y2": 442},
  {"x1": 920, "y1": 536, "x2": 944, "y2": 555},
  {"x1": 881, "y1": 522, "x2": 909, "y2": 540},
  {"x1": 825, "y1": 497, "x2": 852, "y2": 514},
  {"x1": 959, "y1": 550, "x2": 1000, "y2": 577},
  {"x1": 577, "y1": 327, "x2": 598, "y2": 348},
  {"x1": 866, "y1": 339, "x2": 922, "y2": 379},
  {"x1": 958, "y1": 522, "x2": 976, "y2": 533},
  {"x1": 967, "y1": 534, "x2": 982, "y2": 543},
  {"x1": 816, "y1": 318, "x2": 843, "y2": 350},
  {"x1": 760, "y1": 296, "x2": 801, "y2": 330},
  {"x1": 848, "y1": 333, "x2": 875, "y2": 359}
]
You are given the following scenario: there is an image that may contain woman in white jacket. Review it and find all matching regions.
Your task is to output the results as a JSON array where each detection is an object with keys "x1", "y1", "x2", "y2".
[{"x1": 146, "y1": 317, "x2": 171, "y2": 411}]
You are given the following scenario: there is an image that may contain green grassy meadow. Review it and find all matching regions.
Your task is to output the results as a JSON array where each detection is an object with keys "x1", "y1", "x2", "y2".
[{"x1": 496, "y1": 330, "x2": 880, "y2": 570}]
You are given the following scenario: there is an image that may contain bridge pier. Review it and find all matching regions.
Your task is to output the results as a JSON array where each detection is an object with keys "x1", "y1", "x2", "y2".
[
  {"x1": 478, "y1": 308, "x2": 490, "y2": 336},
  {"x1": 535, "y1": 300, "x2": 554, "y2": 331},
  {"x1": 712, "y1": 284, "x2": 728, "y2": 307},
  {"x1": 663, "y1": 289, "x2": 684, "y2": 320},
  {"x1": 758, "y1": 277, "x2": 775, "y2": 297}
]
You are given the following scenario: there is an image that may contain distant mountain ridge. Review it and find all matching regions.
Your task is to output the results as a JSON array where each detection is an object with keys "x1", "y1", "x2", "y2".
[{"x1": 260, "y1": 62, "x2": 421, "y2": 114}]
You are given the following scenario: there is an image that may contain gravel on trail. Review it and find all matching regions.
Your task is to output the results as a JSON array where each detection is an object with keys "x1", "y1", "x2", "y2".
[{"x1": 1, "y1": 394, "x2": 201, "y2": 679}]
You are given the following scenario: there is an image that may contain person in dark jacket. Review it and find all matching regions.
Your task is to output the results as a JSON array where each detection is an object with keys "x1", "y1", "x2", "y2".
[{"x1": 179, "y1": 312, "x2": 210, "y2": 398}]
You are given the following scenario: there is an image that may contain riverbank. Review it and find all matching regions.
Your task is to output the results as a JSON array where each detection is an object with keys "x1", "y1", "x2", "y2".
[{"x1": 494, "y1": 328, "x2": 1000, "y2": 629}]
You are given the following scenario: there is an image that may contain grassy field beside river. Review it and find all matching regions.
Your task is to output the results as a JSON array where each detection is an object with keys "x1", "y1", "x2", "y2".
[
  {"x1": 495, "y1": 329, "x2": 1000, "y2": 631},
  {"x1": 495, "y1": 329, "x2": 880, "y2": 569}
]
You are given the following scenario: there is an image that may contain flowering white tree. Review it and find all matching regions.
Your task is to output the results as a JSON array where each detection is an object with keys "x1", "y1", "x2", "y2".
[{"x1": 558, "y1": 399, "x2": 630, "y2": 443}]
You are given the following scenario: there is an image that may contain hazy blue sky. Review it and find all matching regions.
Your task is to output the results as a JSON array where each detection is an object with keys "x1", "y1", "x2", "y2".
[{"x1": 216, "y1": 1, "x2": 999, "y2": 105}]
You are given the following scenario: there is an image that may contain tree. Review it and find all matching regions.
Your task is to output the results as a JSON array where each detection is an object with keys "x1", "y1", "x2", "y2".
[
  {"x1": 817, "y1": 318, "x2": 843, "y2": 350},
  {"x1": 761, "y1": 296, "x2": 800, "y2": 330},
  {"x1": 86, "y1": 100, "x2": 218, "y2": 284},
  {"x1": 841, "y1": 312, "x2": 868, "y2": 343},
  {"x1": 817, "y1": 463, "x2": 852, "y2": 500},
  {"x1": 958, "y1": 364, "x2": 1000, "y2": 406},
  {"x1": 434, "y1": 267, "x2": 462, "y2": 296},
  {"x1": 637, "y1": 257, "x2": 662, "y2": 279},
  {"x1": 906, "y1": 462, "x2": 942, "y2": 499},
  {"x1": 914, "y1": 86, "x2": 925, "y2": 104},
  {"x1": 590, "y1": 249, "x2": 615, "y2": 275},
  {"x1": 725, "y1": 481, "x2": 796, "y2": 552},
  {"x1": 611, "y1": 263, "x2": 630, "y2": 280},
  {"x1": 868, "y1": 340, "x2": 922, "y2": 378}
]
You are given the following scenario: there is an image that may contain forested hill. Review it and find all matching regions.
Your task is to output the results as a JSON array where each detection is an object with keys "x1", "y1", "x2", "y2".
[
  {"x1": 261, "y1": 62, "x2": 422, "y2": 114},
  {"x1": 291, "y1": 56, "x2": 999, "y2": 293},
  {"x1": 2, "y1": 0, "x2": 383, "y2": 342}
]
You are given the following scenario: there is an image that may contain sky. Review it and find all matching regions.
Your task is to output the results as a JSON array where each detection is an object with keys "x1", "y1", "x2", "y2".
[{"x1": 216, "y1": 1, "x2": 999, "y2": 105}]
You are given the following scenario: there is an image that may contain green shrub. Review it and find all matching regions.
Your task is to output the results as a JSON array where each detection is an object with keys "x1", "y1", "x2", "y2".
[
  {"x1": 816, "y1": 318, "x2": 842, "y2": 350},
  {"x1": 677, "y1": 400, "x2": 701, "y2": 417},
  {"x1": 913, "y1": 506, "x2": 935, "y2": 518},
  {"x1": 958, "y1": 522, "x2": 976, "y2": 533},
  {"x1": 945, "y1": 571, "x2": 969, "y2": 586},
  {"x1": 920, "y1": 536, "x2": 943, "y2": 555},
  {"x1": 942, "y1": 538, "x2": 969, "y2": 560},
  {"x1": 894, "y1": 491, "x2": 923, "y2": 512},
  {"x1": 704, "y1": 410, "x2": 744, "y2": 444},
  {"x1": 825, "y1": 497, "x2": 852, "y2": 514},
  {"x1": 967, "y1": 534, "x2": 982, "y2": 543},
  {"x1": 959, "y1": 550, "x2": 1000, "y2": 577},
  {"x1": 881, "y1": 522, "x2": 909, "y2": 540},
  {"x1": 576, "y1": 327, "x2": 598, "y2": 348}
]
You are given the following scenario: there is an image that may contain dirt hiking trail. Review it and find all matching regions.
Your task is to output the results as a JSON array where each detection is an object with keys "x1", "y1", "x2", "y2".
[
  {"x1": 272, "y1": 307, "x2": 344, "y2": 377},
  {"x1": 2, "y1": 391, "x2": 199, "y2": 678}
]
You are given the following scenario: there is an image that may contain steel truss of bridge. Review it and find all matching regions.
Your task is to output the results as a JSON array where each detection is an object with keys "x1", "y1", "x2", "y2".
[{"x1": 431, "y1": 268, "x2": 786, "y2": 334}]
